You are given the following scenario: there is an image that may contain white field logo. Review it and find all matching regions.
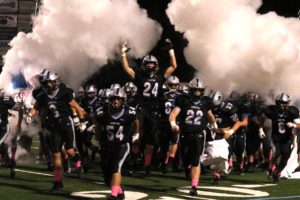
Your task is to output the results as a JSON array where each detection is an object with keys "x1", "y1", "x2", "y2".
[{"x1": 71, "y1": 184, "x2": 274, "y2": 199}]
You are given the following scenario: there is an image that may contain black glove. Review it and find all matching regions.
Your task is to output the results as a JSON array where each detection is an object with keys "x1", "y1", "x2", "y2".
[{"x1": 164, "y1": 38, "x2": 173, "y2": 51}]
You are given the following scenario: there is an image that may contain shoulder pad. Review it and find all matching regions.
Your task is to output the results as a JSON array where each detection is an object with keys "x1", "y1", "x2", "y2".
[
  {"x1": 220, "y1": 101, "x2": 236, "y2": 113},
  {"x1": 288, "y1": 106, "x2": 300, "y2": 117}
]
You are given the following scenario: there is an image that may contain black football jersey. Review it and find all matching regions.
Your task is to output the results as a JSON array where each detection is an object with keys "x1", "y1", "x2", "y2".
[
  {"x1": 34, "y1": 84, "x2": 75, "y2": 126},
  {"x1": 81, "y1": 96, "x2": 101, "y2": 118},
  {"x1": 175, "y1": 95, "x2": 213, "y2": 134},
  {"x1": 133, "y1": 68, "x2": 166, "y2": 107},
  {"x1": 212, "y1": 101, "x2": 239, "y2": 129},
  {"x1": 95, "y1": 105, "x2": 137, "y2": 145},
  {"x1": 264, "y1": 105, "x2": 299, "y2": 142},
  {"x1": 0, "y1": 95, "x2": 15, "y2": 126},
  {"x1": 160, "y1": 91, "x2": 181, "y2": 122}
]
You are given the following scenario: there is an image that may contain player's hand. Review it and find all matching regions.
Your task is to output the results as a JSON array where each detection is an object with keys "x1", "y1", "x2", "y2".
[
  {"x1": 132, "y1": 132, "x2": 140, "y2": 143},
  {"x1": 287, "y1": 122, "x2": 296, "y2": 128},
  {"x1": 258, "y1": 128, "x2": 266, "y2": 139},
  {"x1": 87, "y1": 124, "x2": 96, "y2": 133},
  {"x1": 79, "y1": 119, "x2": 87, "y2": 132},
  {"x1": 73, "y1": 114, "x2": 80, "y2": 126},
  {"x1": 121, "y1": 41, "x2": 131, "y2": 55},
  {"x1": 170, "y1": 121, "x2": 180, "y2": 133}
]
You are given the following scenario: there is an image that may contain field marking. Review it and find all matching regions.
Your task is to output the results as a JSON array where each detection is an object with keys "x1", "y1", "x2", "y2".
[
  {"x1": 15, "y1": 169, "x2": 53, "y2": 177},
  {"x1": 14, "y1": 168, "x2": 104, "y2": 185},
  {"x1": 178, "y1": 185, "x2": 269, "y2": 198},
  {"x1": 232, "y1": 184, "x2": 276, "y2": 188},
  {"x1": 251, "y1": 196, "x2": 300, "y2": 200},
  {"x1": 71, "y1": 190, "x2": 148, "y2": 199}
]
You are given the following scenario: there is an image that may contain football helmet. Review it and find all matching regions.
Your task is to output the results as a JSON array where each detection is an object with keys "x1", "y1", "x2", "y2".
[
  {"x1": 244, "y1": 91, "x2": 258, "y2": 102},
  {"x1": 36, "y1": 68, "x2": 51, "y2": 85},
  {"x1": 110, "y1": 83, "x2": 122, "y2": 90},
  {"x1": 275, "y1": 93, "x2": 291, "y2": 112},
  {"x1": 166, "y1": 75, "x2": 180, "y2": 92},
  {"x1": 43, "y1": 71, "x2": 60, "y2": 92},
  {"x1": 98, "y1": 88, "x2": 111, "y2": 103},
  {"x1": 141, "y1": 55, "x2": 159, "y2": 76},
  {"x1": 85, "y1": 85, "x2": 97, "y2": 99},
  {"x1": 109, "y1": 88, "x2": 127, "y2": 113},
  {"x1": 123, "y1": 82, "x2": 137, "y2": 97},
  {"x1": 188, "y1": 78, "x2": 206, "y2": 98},
  {"x1": 210, "y1": 91, "x2": 223, "y2": 106}
]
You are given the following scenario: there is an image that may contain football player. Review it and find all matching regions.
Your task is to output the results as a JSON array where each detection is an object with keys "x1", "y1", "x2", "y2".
[
  {"x1": 159, "y1": 75, "x2": 181, "y2": 174},
  {"x1": 169, "y1": 78, "x2": 218, "y2": 196},
  {"x1": 26, "y1": 71, "x2": 86, "y2": 191},
  {"x1": 0, "y1": 90, "x2": 21, "y2": 178},
  {"x1": 263, "y1": 93, "x2": 299, "y2": 182},
  {"x1": 121, "y1": 39, "x2": 177, "y2": 175},
  {"x1": 95, "y1": 88, "x2": 139, "y2": 200},
  {"x1": 208, "y1": 90, "x2": 240, "y2": 184},
  {"x1": 78, "y1": 84, "x2": 101, "y2": 172}
]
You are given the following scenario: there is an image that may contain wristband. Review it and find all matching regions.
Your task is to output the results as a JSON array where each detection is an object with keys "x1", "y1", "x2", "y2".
[
  {"x1": 169, "y1": 49, "x2": 175, "y2": 56},
  {"x1": 170, "y1": 121, "x2": 177, "y2": 127},
  {"x1": 228, "y1": 129, "x2": 234, "y2": 135}
]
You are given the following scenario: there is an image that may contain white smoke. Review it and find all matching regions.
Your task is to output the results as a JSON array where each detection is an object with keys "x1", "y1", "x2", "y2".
[
  {"x1": 0, "y1": 0, "x2": 162, "y2": 92},
  {"x1": 167, "y1": 0, "x2": 300, "y2": 100}
]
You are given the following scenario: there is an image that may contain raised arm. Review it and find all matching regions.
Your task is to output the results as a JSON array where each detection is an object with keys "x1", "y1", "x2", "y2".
[
  {"x1": 121, "y1": 43, "x2": 135, "y2": 79},
  {"x1": 164, "y1": 39, "x2": 177, "y2": 78}
]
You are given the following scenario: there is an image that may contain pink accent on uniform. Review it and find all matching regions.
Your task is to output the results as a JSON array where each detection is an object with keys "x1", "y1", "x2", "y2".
[
  {"x1": 144, "y1": 154, "x2": 152, "y2": 166},
  {"x1": 169, "y1": 153, "x2": 175, "y2": 158},
  {"x1": 214, "y1": 172, "x2": 220, "y2": 178},
  {"x1": 75, "y1": 161, "x2": 81, "y2": 168},
  {"x1": 164, "y1": 157, "x2": 169, "y2": 165},
  {"x1": 228, "y1": 159, "x2": 233, "y2": 167},
  {"x1": 54, "y1": 170, "x2": 62, "y2": 182},
  {"x1": 239, "y1": 162, "x2": 244, "y2": 169},
  {"x1": 271, "y1": 164, "x2": 276, "y2": 172},
  {"x1": 268, "y1": 150, "x2": 273, "y2": 161},
  {"x1": 118, "y1": 187, "x2": 123, "y2": 195},
  {"x1": 191, "y1": 179, "x2": 199, "y2": 187},
  {"x1": 111, "y1": 185, "x2": 119, "y2": 196},
  {"x1": 64, "y1": 154, "x2": 68, "y2": 160},
  {"x1": 248, "y1": 157, "x2": 254, "y2": 163}
]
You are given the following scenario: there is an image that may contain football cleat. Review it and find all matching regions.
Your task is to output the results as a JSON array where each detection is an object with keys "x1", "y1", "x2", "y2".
[
  {"x1": 189, "y1": 186, "x2": 198, "y2": 196},
  {"x1": 52, "y1": 181, "x2": 63, "y2": 191}
]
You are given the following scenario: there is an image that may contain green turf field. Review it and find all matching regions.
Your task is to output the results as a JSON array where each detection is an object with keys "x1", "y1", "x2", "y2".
[{"x1": 1, "y1": 139, "x2": 300, "y2": 200}]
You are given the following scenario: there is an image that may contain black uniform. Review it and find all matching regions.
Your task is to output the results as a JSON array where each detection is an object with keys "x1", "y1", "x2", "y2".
[
  {"x1": 175, "y1": 95, "x2": 212, "y2": 167},
  {"x1": 160, "y1": 91, "x2": 181, "y2": 144},
  {"x1": 34, "y1": 84, "x2": 76, "y2": 153},
  {"x1": 264, "y1": 105, "x2": 299, "y2": 173},
  {"x1": 229, "y1": 100, "x2": 249, "y2": 172},
  {"x1": 0, "y1": 94, "x2": 16, "y2": 171},
  {"x1": 95, "y1": 104, "x2": 137, "y2": 185},
  {"x1": 209, "y1": 101, "x2": 239, "y2": 141},
  {"x1": 133, "y1": 67, "x2": 166, "y2": 145},
  {"x1": 0, "y1": 95, "x2": 15, "y2": 145},
  {"x1": 77, "y1": 96, "x2": 101, "y2": 162}
]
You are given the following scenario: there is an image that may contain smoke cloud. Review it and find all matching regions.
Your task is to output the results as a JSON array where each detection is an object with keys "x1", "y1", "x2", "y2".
[
  {"x1": 167, "y1": 0, "x2": 300, "y2": 100},
  {"x1": 0, "y1": 0, "x2": 162, "y2": 92}
]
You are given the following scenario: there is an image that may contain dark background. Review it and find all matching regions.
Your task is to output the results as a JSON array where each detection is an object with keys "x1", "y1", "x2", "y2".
[{"x1": 87, "y1": 0, "x2": 300, "y2": 89}]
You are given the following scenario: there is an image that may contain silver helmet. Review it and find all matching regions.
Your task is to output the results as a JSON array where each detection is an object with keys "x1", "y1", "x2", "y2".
[{"x1": 210, "y1": 91, "x2": 223, "y2": 106}]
